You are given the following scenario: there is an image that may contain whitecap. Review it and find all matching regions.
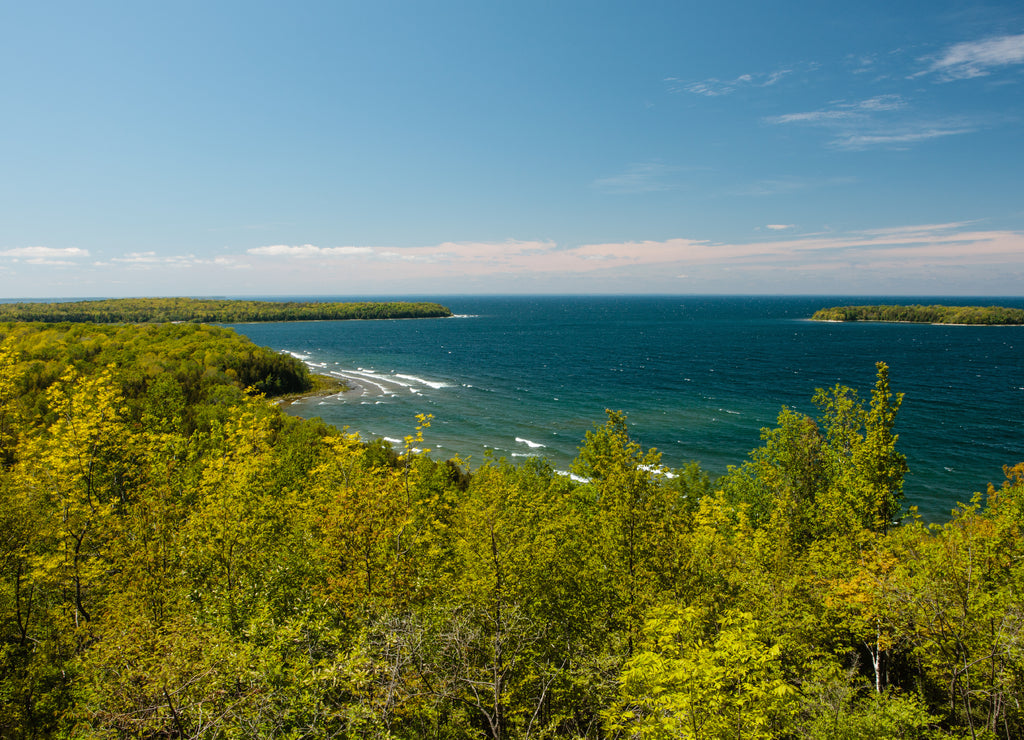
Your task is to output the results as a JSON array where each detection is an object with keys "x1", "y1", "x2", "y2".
[
  {"x1": 556, "y1": 470, "x2": 590, "y2": 483},
  {"x1": 396, "y1": 373, "x2": 450, "y2": 389},
  {"x1": 344, "y1": 369, "x2": 414, "y2": 388},
  {"x1": 639, "y1": 464, "x2": 678, "y2": 479},
  {"x1": 515, "y1": 437, "x2": 546, "y2": 449}
]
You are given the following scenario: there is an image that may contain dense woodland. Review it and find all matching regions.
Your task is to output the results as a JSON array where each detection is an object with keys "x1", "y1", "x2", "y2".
[
  {"x1": 0, "y1": 299, "x2": 453, "y2": 324},
  {"x1": 1, "y1": 322, "x2": 1022, "y2": 739},
  {"x1": 811, "y1": 304, "x2": 1024, "y2": 325}
]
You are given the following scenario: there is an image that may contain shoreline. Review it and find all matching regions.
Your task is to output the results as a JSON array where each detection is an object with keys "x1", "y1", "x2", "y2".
[{"x1": 274, "y1": 373, "x2": 357, "y2": 409}]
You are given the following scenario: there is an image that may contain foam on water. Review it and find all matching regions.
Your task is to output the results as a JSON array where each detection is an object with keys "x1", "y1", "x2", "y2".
[{"x1": 395, "y1": 373, "x2": 451, "y2": 389}]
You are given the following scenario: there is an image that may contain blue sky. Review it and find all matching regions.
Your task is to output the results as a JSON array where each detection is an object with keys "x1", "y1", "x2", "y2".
[{"x1": 2, "y1": 0, "x2": 1023, "y2": 297}]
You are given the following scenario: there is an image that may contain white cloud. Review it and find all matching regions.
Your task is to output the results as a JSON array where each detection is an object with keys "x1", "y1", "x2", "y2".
[
  {"x1": 667, "y1": 67, "x2": 792, "y2": 96},
  {"x1": 767, "y1": 95, "x2": 976, "y2": 150},
  {"x1": 107, "y1": 251, "x2": 246, "y2": 270},
  {"x1": 768, "y1": 95, "x2": 906, "y2": 125},
  {"x1": 112, "y1": 251, "x2": 161, "y2": 263},
  {"x1": 857, "y1": 95, "x2": 906, "y2": 112},
  {"x1": 9, "y1": 227, "x2": 1016, "y2": 295},
  {"x1": 925, "y1": 33, "x2": 1024, "y2": 81},
  {"x1": 248, "y1": 244, "x2": 375, "y2": 257},
  {"x1": 834, "y1": 126, "x2": 975, "y2": 150},
  {"x1": 0, "y1": 246, "x2": 89, "y2": 260}
]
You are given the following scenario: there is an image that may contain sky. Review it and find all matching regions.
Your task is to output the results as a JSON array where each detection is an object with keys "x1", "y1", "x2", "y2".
[{"x1": 2, "y1": 0, "x2": 1023, "y2": 297}]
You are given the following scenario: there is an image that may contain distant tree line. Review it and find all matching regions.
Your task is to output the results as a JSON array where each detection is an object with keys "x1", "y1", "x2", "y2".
[
  {"x1": 0, "y1": 297, "x2": 453, "y2": 324},
  {"x1": 811, "y1": 304, "x2": 1024, "y2": 325}
]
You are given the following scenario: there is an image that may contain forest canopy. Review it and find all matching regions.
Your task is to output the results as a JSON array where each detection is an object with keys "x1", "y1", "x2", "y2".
[
  {"x1": 810, "y1": 304, "x2": 1024, "y2": 325},
  {"x1": 0, "y1": 297, "x2": 453, "y2": 324},
  {"x1": 1, "y1": 323, "x2": 1022, "y2": 739}
]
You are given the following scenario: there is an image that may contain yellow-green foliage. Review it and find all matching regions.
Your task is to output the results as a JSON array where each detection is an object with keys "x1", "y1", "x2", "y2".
[{"x1": 0, "y1": 332, "x2": 1021, "y2": 739}]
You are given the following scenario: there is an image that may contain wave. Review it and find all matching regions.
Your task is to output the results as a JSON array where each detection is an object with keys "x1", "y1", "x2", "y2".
[
  {"x1": 330, "y1": 370, "x2": 395, "y2": 396},
  {"x1": 328, "y1": 367, "x2": 450, "y2": 396},
  {"x1": 395, "y1": 373, "x2": 451, "y2": 389},
  {"x1": 515, "y1": 437, "x2": 546, "y2": 448},
  {"x1": 556, "y1": 470, "x2": 589, "y2": 483}
]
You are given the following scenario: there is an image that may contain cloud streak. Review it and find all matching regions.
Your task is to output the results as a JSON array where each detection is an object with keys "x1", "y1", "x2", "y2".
[
  {"x1": 766, "y1": 95, "x2": 977, "y2": 150},
  {"x1": 248, "y1": 244, "x2": 375, "y2": 257},
  {"x1": 10, "y1": 225, "x2": 1021, "y2": 295},
  {"x1": 924, "y1": 33, "x2": 1024, "y2": 81},
  {"x1": 0, "y1": 246, "x2": 90, "y2": 266},
  {"x1": 239, "y1": 224, "x2": 1024, "y2": 280},
  {"x1": 667, "y1": 67, "x2": 792, "y2": 96}
]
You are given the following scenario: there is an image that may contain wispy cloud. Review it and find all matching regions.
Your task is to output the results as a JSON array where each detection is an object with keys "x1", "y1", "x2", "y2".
[
  {"x1": 591, "y1": 162, "x2": 678, "y2": 194},
  {"x1": 666, "y1": 67, "x2": 792, "y2": 96},
  {"x1": 108, "y1": 252, "x2": 247, "y2": 270},
  {"x1": 766, "y1": 94, "x2": 977, "y2": 150},
  {"x1": 231, "y1": 224, "x2": 1023, "y2": 282},
  {"x1": 0, "y1": 246, "x2": 90, "y2": 265},
  {"x1": 834, "y1": 126, "x2": 975, "y2": 149},
  {"x1": 19, "y1": 226, "x2": 1018, "y2": 294},
  {"x1": 922, "y1": 33, "x2": 1024, "y2": 81},
  {"x1": 248, "y1": 244, "x2": 375, "y2": 257},
  {"x1": 768, "y1": 94, "x2": 906, "y2": 124}
]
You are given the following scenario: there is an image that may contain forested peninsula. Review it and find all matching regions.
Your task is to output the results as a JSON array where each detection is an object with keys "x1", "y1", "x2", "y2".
[
  {"x1": 0, "y1": 297, "x2": 453, "y2": 323},
  {"x1": 811, "y1": 304, "x2": 1024, "y2": 324},
  {"x1": 2, "y1": 321, "x2": 1023, "y2": 739}
]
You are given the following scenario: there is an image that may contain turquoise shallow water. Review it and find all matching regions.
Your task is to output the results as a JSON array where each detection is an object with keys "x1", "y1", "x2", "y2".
[{"x1": 227, "y1": 295, "x2": 1024, "y2": 521}]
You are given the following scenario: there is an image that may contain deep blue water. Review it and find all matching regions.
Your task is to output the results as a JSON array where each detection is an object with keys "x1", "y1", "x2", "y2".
[{"x1": 226, "y1": 296, "x2": 1024, "y2": 521}]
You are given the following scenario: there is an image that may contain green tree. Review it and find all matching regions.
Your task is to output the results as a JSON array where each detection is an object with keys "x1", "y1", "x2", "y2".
[
  {"x1": 609, "y1": 606, "x2": 797, "y2": 739},
  {"x1": 814, "y1": 362, "x2": 907, "y2": 536},
  {"x1": 572, "y1": 410, "x2": 684, "y2": 657}
]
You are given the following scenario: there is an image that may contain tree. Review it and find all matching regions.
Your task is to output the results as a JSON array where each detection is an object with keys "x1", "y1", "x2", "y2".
[
  {"x1": 814, "y1": 362, "x2": 907, "y2": 536},
  {"x1": 572, "y1": 410, "x2": 684, "y2": 657},
  {"x1": 609, "y1": 606, "x2": 797, "y2": 739}
]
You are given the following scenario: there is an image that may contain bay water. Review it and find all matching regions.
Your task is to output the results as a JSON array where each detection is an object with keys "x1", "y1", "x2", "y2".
[{"x1": 227, "y1": 296, "x2": 1024, "y2": 521}]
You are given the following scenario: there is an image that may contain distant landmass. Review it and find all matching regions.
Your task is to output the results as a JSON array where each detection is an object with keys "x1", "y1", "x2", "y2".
[
  {"x1": 811, "y1": 304, "x2": 1024, "y2": 325},
  {"x1": 0, "y1": 297, "x2": 453, "y2": 323}
]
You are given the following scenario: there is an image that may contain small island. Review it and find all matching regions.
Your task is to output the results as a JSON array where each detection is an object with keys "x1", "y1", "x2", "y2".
[
  {"x1": 0, "y1": 297, "x2": 453, "y2": 324},
  {"x1": 811, "y1": 304, "x2": 1024, "y2": 325}
]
